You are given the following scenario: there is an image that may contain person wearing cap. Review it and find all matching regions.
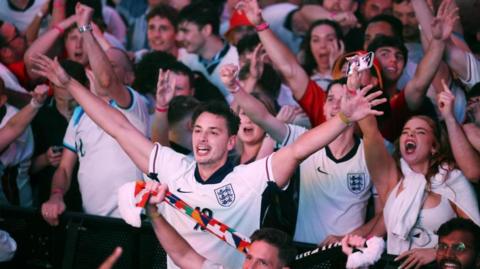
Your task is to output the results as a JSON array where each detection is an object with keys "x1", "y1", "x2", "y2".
[{"x1": 224, "y1": 9, "x2": 255, "y2": 46}]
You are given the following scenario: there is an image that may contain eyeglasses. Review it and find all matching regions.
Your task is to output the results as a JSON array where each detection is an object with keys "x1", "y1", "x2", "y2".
[{"x1": 436, "y1": 242, "x2": 471, "y2": 254}]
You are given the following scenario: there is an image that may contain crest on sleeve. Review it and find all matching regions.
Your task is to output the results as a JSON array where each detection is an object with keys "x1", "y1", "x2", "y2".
[
  {"x1": 214, "y1": 184, "x2": 236, "y2": 207},
  {"x1": 347, "y1": 173, "x2": 366, "y2": 194}
]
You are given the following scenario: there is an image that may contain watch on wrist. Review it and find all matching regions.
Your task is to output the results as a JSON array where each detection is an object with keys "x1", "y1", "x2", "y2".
[{"x1": 78, "y1": 24, "x2": 92, "y2": 33}]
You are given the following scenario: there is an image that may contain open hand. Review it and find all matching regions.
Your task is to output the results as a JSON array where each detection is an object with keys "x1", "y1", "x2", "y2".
[
  {"x1": 220, "y1": 64, "x2": 240, "y2": 91},
  {"x1": 155, "y1": 69, "x2": 176, "y2": 108},
  {"x1": 431, "y1": 0, "x2": 459, "y2": 41},
  {"x1": 340, "y1": 84, "x2": 386, "y2": 122},
  {"x1": 395, "y1": 248, "x2": 436, "y2": 269},
  {"x1": 249, "y1": 43, "x2": 266, "y2": 79},
  {"x1": 236, "y1": 0, "x2": 263, "y2": 26},
  {"x1": 31, "y1": 55, "x2": 71, "y2": 88}
]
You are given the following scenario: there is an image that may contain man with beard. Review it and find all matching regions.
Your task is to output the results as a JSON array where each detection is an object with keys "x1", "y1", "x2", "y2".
[{"x1": 436, "y1": 218, "x2": 480, "y2": 269}]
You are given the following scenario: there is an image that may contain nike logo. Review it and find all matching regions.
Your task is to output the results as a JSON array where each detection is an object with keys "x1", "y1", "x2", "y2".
[
  {"x1": 177, "y1": 188, "x2": 193, "y2": 194},
  {"x1": 317, "y1": 167, "x2": 328, "y2": 175}
]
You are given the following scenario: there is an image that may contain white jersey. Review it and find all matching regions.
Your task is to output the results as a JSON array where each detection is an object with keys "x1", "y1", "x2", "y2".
[
  {"x1": 147, "y1": 143, "x2": 275, "y2": 269},
  {"x1": 460, "y1": 52, "x2": 480, "y2": 89},
  {"x1": 0, "y1": 0, "x2": 48, "y2": 32},
  {"x1": 0, "y1": 105, "x2": 34, "y2": 207},
  {"x1": 281, "y1": 124, "x2": 372, "y2": 244},
  {"x1": 63, "y1": 88, "x2": 149, "y2": 217}
]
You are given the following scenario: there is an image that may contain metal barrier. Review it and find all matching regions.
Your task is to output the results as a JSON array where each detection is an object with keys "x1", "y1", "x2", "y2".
[{"x1": 0, "y1": 206, "x2": 167, "y2": 269}]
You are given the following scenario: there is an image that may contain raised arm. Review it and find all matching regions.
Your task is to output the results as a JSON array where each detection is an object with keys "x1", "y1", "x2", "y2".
[
  {"x1": 437, "y1": 80, "x2": 480, "y2": 182},
  {"x1": 24, "y1": 15, "x2": 77, "y2": 80},
  {"x1": 151, "y1": 69, "x2": 175, "y2": 146},
  {"x1": 24, "y1": 0, "x2": 51, "y2": 45},
  {"x1": 32, "y1": 54, "x2": 153, "y2": 173},
  {"x1": 220, "y1": 62, "x2": 288, "y2": 142},
  {"x1": 75, "y1": 3, "x2": 130, "y2": 107},
  {"x1": 0, "y1": 85, "x2": 48, "y2": 151},
  {"x1": 145, "y1": 182, "x2": 206, "y2": 269},
  {"x1": 403, "y1": 4, "x2": 457, "y2": 111},
  {"x1": 238, "y1": 0, "x2": 311, "y2": 100},
  {"x1": 272, "y1": 85, "x2": 386, "y2": 188}
]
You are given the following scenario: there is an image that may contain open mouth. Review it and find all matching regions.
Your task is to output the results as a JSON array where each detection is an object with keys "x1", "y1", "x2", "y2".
[
  {"x1": 405, "y1": 141, "x2": 416, "y2": 154},
  {"x1": 243, "y1": 126, "x2": 254, "y2": 135},
  {"x1": 440, "y1": 260, "x2": 461, "y2": 269},
  {"x1": 196, "y1": 145, "x2": 210, "y2": 156}
]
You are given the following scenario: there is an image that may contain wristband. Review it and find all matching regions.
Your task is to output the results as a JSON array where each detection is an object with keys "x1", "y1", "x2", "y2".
[
  {"x1": 338, "y1": 111, "x2": 351, "y2": 126},
  {"x1": 51, "y1": 188, "x2": 64, "y2": 196},
  {"x1": 53, "y1": 1, "x2": 65, "y2": 9},
  {"x1": 156, "y1": 106, "x2": 169, "y2": 113},
  {"x1": 255, "y1": 22, "x2": 269, "y2": 32},
  {"x1": 78, "y1": 24, "x2": 93, "y2": 33},
  {"x1": 53, "y1": 25, "x2": 64, "y2": 36},
  {"x1": 30, "y1": 98, "x2": 43, "y2": 109}
]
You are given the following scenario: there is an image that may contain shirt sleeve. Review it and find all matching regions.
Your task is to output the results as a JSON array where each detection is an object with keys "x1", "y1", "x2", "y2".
[
  {"x1": 459, "y1": 52, "x2": 480, "y2": 90},
  {"x1": 201, "y1": 259, "x2": 224, "y2": 269},
  {"x1": 147, "y1": 143, "x2": 194, "y2": 185},
  {"x1": 63, "y1": 117, "x2": 77, "y2": 153},
  {"x1": 298, "y1": 80, "x2": 326, "y2": 127}
]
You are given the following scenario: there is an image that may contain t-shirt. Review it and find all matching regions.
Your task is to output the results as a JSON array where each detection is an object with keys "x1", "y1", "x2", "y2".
[
  {"x1": 460, "y1": 52, "x2": 480, "y2": 90},
  {"x1": 63, "y1": 88, "x2": 149, "y2": 216},
  {"x1": 147, "y1": 143, "x2": 276, "y2": 269},
  {"x1": 281, "y1": 124, "x2": 372, "y2": 244},
  {"x1": 0, "y1": 0, "x2": 48, "y2": 32}
]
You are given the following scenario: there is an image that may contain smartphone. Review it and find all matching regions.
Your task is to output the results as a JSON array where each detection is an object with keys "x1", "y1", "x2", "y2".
[
  {"x1": 52, "y1": 146, "x2": 63, "y2": 153},
  {"x1": 346, "y1": 52, "x2": 375, "y2": 76}
]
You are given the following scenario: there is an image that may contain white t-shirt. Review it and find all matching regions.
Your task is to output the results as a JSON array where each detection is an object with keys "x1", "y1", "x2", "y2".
[
  {"x1": 63, "y1": 88, "x2": 149, "y2": 217},
  {"x1": 460, "y1": 52, "x2": 480, "y2": 90},
  {"x1": 147, "y1": 143, "x2": 276, "y2": 269},
  {"x1": 281, "y1": 124, "x2": 372, "y2": 244},
  {"x1": 0, "y1": 0, "x2": 47, "y2": 32},
  {"x1": 0, "y1": 104, "x2": 34, "y2": 207},
  {"x1": 179, "y1": 44, "x2": 239, "y2": 103}
]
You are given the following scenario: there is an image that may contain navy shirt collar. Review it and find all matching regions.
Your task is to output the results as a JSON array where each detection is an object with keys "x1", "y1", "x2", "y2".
[{"x1": 194, "y1": 160, "x2": 234, "y2": 185}]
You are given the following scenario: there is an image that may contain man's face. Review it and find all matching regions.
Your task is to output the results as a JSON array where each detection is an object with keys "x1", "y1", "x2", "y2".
[
  {"x1": 322, "y1": 0, "x2": 358, "y2": 13},
  {"x1": 436, "y1": 230, "x2": 479, "y2": 269},
  {"x1": 0, "y1": 22, "x2": 27, "y2": 64},
  {"x1": 64, "y1": 29, "x2": 88, "y2": 66},
  {"x1": 393, "y1": 1, "x2": 419, "y2": 41},
  {"x1": 147, "y1": 16, "x2": 177, "y2": 54},
  {"x1": 324, "y1": 83, "x2": 345, "y2": 120},
  {"x1": 467, "y1": 95, "x2": 480, "y2": 125},
  {"x1": 171, "y1": 72, "x2": 193, "y2": 96},
  {"x1": 362, "y1": 0, "x2": 393, "y2": 21},
  {"x1": 176, "y1": 21, "x2": 207, "y2": 55},
  {"x1": 192, "y1": 112, "x2": 235, "y2": 167},
  {"x1": 106, "y1": 49, "x2": 134, "y2": 85},
  {"x1": 375, "y1": 46, "x2": 405, "y2": 83},
  {"x1": 364, "y1": 21, "x2": 395, "y2": 49},
  {"x1": 242, "y1": 240, "x2": 284, "y2": 269}
]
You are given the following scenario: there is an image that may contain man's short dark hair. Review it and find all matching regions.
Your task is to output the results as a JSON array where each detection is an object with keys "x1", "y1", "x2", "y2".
[
  {"x1": 146, "y1": 4, "x2": 178, "y2": 29},
  {"x1": 178, "y1": 2, "x2": 221, "y2": 35},
  {"x1": 191, "y1": 101, "x2": 240, "y2": 136},
  {"x1": 367, "y1": 35, "x2": 408, "y2": 62},
  {"x1": 169, "y1": 61, "x2": 195, "y2": 90},
  {"x1": 60, "y1": 59, "x2": 88, "y2": 87},
  {"x1": 133, "y1": 51, "x2": 177, "y2": 95},
  {"x1": 366, "y1": 14, "x2": 404, "y2": 41},
  {"x1": 168, "y1": 96, "x2": 201, "y2": 125},
  {"x1": 250, "y1": 228, "x2": 297, "y2": 266},
  {"x1": 237, "y1": 33, "x2": 260, "y2": 57},
  {"x1": 437, "y1": 218, "x2": 480, "y2": 252}
]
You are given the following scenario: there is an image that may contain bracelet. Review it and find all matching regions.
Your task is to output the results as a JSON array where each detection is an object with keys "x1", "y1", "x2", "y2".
[
  {"x1": 255, "y1": 22, "x2": 269, "y2": 32},
  {"x1": 338, "y1": 111, "x2": 351, "y2": 126},
  {"x1": 156, "y1": 106, "x2": 169, "y2": 113},
  {"x1": 30, "y1": 98, "x2": 43, "y2": 108},
  {"x1": 51, "y1": 188, "x2": 64, "y2": 196},
  {"x1": 78, "y1": 24, "x2": 93, "y2": 33},
  {"x1": 53, "y1": 25, "x2": 64, "y2": 36}
]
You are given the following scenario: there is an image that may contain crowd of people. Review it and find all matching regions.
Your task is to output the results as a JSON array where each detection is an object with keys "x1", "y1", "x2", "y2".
[{"x1": 0, "y1": 0, "x2": 479, "y2": 268}]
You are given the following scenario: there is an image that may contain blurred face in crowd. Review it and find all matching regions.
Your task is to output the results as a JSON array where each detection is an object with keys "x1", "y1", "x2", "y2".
[
  {"x1": 147, "y1": 15, "x2": 177, "y2": 54},
  {"x1": 106, "y1": 48, "x2": 134, "y2": 86},
  {"x1": 436, "y1": 230, "x2": 479, "y2": 269},
  {"x1": 64, "y1": 28, "x2": 88, "y2": 66},
  {"x1": 0, "y1": 22, "x2": 27, "y2": 65},
  {"x1": 363, "y1": 21, "x2": 395, "y2": 49},
  {"x1": 176, "y1": 21, "x2": 208, "y2": 55},
  {"x1": 237, "y1": 108, "x2": 265, "y2": 146},
  {"x1": 310, "y1": 24, "x2": 340, "y2": 70},
  {"x1": 361, "y1": 0, "x2": 393, "y2": 21},
  {"x1": 322, "y1": 0, "x2": 358, "y2": 13},
  {"x1": 393, "y1": 0, "x2": 419, "y2": 41},
  {"x1": 399, "y1": 117, "x2": 438, "y2": 167},
  {"x1": 467, "y1": 95, "x2": 480, "y2": 125},
  {"x1": 192, "y1": 112, "x2": 235, "y2": 168},
  {"x1": 324, "y1": 83, "x2": 345, "y2": 120},
  {"x1": 171, "y1": 72, "x2": 193, "y2": 96},
  {"x1": 242, "y1": 240, "x2": 285, "y2": 269},
  {"x1": 375, "y1": 46, "x2": 405, "y2": 83}
]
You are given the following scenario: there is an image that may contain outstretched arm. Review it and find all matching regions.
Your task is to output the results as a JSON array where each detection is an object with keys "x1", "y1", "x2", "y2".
[
  {"x1": 238, "y1": 0, "x2": 312, "y2": 100},
  {"x1": 437, "y1": 80, "x2": 480, "y2": 182},
  {"x1": 0, "y1": 85, "x2": 48, "y2": 151},
  {"x1": 32, "y1": 55, "x2": 153, "y2": 173},
  {"x1": 75, "y1": 3, "x2": 130, "y2": 106},
  {"x1": 146, "y1": 182, "x2": 206, "y2": 269},
  {"x1": 272, "y1": 85, "x2": 386, "y2": 188},
  {"x1": 404, "y1": 3, "x2": 457, "y2": 111}
]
